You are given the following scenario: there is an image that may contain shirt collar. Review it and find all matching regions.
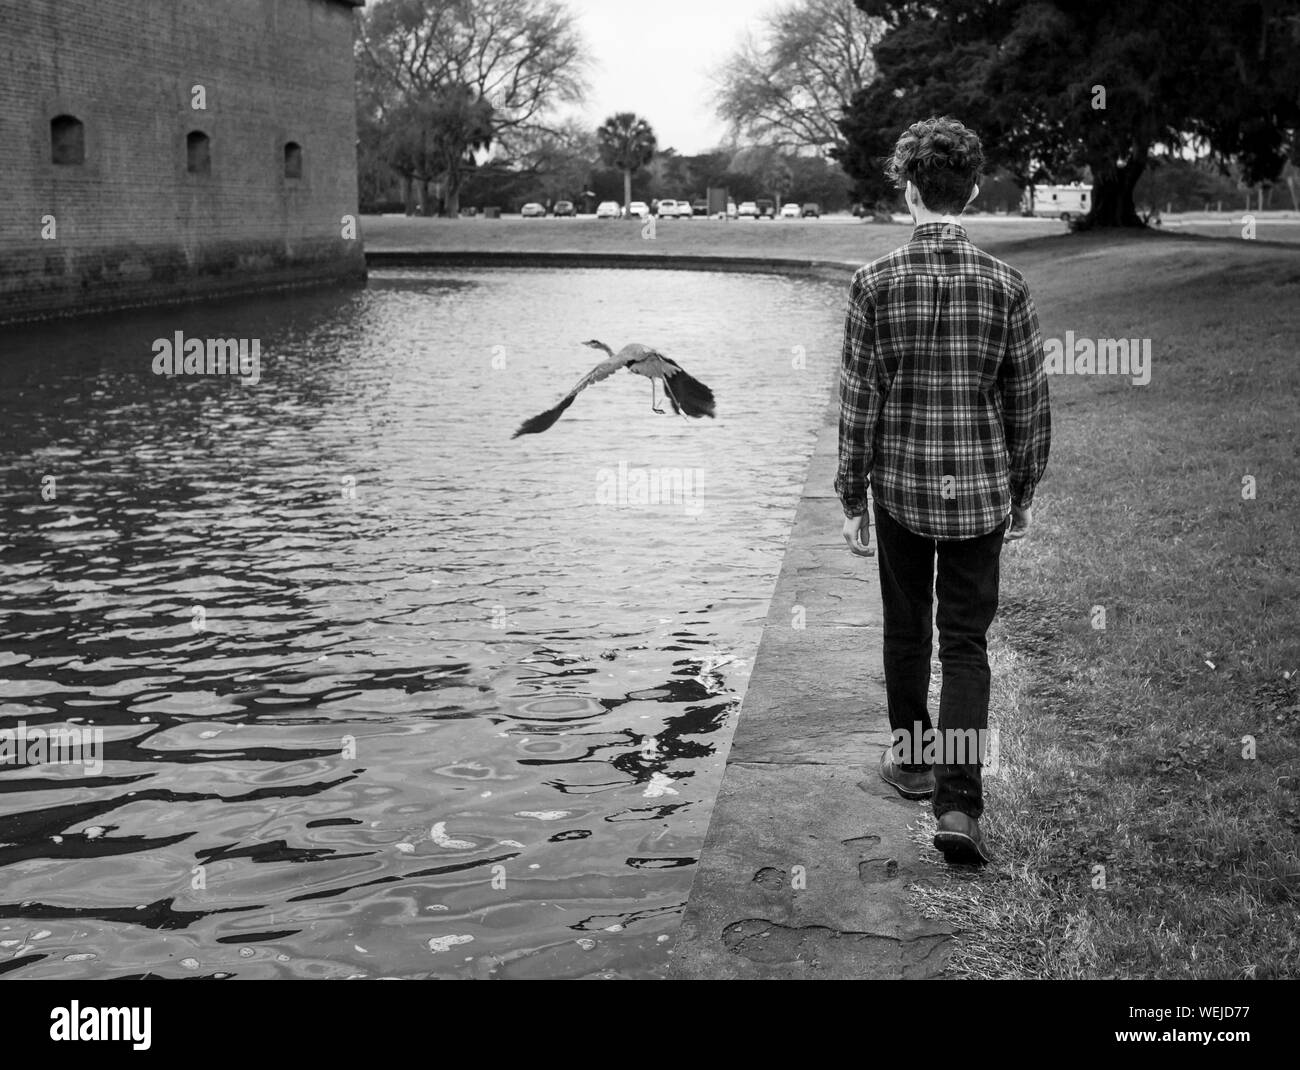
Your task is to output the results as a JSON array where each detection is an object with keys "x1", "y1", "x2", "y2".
[{"x1": 911, "y1": 220, "x2": 968, "y2": 242}]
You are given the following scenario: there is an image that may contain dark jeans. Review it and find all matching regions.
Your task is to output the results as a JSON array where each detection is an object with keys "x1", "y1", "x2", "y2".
[{"x1": 873, "y1": 500, "x2": 1007, "y2": 819}]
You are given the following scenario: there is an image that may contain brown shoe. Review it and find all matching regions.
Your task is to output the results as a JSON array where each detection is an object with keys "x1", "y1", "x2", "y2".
[
  {"x1": 878, "y1": 748, "x2": 933, "y2": 800},
  {"x1": 933, "y1": 811, "x2": 992, "y2": 864}
]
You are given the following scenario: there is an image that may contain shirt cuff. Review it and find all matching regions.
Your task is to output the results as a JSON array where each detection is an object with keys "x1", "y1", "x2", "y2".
[{"x1": 1010, "y1": 481, "x2": 1037, "y2": 510}]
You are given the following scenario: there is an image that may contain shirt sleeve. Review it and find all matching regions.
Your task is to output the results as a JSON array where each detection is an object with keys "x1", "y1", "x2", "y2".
[
  {"x1": 999, "y1": 279, "x2": 1051, "y2": 509},
  {"x1": 834, "y1": 270, "x2": 882, "y2": 518}
]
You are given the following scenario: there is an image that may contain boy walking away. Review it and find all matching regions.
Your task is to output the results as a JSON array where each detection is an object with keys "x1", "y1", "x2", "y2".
[{"x1": 835, "y1": 117, "x2": 1051, "y2": 865}]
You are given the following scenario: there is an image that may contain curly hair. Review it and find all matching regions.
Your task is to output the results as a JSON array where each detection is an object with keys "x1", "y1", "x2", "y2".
[{"x1": 885, "y1": 116, "x2": 985, "y2": 215}]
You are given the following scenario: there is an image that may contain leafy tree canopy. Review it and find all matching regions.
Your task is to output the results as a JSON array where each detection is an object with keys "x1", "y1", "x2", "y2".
[{"x1": 837, "y1": 0, "x2": 1300, "y2": 226}]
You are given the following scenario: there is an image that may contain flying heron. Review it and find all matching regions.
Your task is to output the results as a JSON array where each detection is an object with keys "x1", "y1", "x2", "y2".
[{"x1": 512, "y1": 340, "x2": 716, "y2": 438}]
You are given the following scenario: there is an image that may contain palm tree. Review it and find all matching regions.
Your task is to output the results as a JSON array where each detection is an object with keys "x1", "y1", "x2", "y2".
[{"x1": 597, "y1": 113, "x2": 657, "y2": 216}]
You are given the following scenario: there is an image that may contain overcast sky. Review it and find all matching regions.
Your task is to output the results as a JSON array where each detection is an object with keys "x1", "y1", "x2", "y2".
[{"x1": 564, "y1": 0, "x2": 769, "y2": 155}]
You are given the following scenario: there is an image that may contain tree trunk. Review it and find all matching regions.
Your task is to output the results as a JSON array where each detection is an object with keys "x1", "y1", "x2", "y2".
[
  {"x1": 1287, "y1": 175, "x2": 1298, "y2": 212},
  {"x1": 443, "y1": 160, "x2": 462, "y2": 218},
  {"x1": 623, "y1": 169, "x2": 632, "y2": 215},
  {"x1": 1084, "y1": 154, "x2": 1147, "y2": 228},
  {"x1": 403, "y1": 174, "x2": 416, "y2": 217}
]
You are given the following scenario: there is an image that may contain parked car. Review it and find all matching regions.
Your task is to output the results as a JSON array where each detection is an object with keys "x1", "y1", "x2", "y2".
[
  {"x1": 737, "y1": 201, "x2": 759, "y2": 218},
  {"x1": 553, "y1": 200, "x2": 576, "y2": 217},
  {"x1": 596, "y1": 200, "x2": 621, "y2": 219},
  {"x1": 780, "y1": 202, "x2": 801, "y2": 218},
  {"x1": 802, "y1": 203, "x2": 821, "y2": 218},
  {"x1": 756, "y1": 199, "x2": 775, "y2": 218},
  {"x1": 656, "y1": 198, "x2": 679, "y2": 218},
  {"x1": 674, "y1": 200, "x2": 693, "y2": 218},
  {"x1": 521, "y1": 202, "x2": 546, "y2": 218},
  {"x1": 628, "y1": 200, "x2": 650, "y2": 218},
  {"x1": 692, "y1": 200, "x2": 709, "y2": 216}
]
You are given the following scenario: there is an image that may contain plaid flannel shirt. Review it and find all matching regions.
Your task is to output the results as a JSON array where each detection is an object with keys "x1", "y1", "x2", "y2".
[{"x1": 834, "y1": 221, "x2": 1051, "y2": 540}]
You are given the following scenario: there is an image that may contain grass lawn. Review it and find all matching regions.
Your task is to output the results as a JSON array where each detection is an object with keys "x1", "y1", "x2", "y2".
[
  {"x1": 367, "y1": 215, "x2": 1300, "y2": 978},
  {"x1": 916, "y1": 232, "x2": 1300, "y2": 979},
  {"x1": 360, "y1": 213, "x2": 1300, "y2": 257},
  {"x1": 360, "y1": 213, "x2": 1066, "y2": 262}
]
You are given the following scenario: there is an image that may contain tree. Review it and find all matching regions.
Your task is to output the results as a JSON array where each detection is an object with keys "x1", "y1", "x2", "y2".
[
  {"x1": 836, "y1": 0, "x2": 1063, "y2": 213},
  {"x1": 522, "y1": 121, "x2": 600, "y2": 206},
  {"x1": 715, "y1": 0, "x2": 885, "y2": 155},
  {"x1": 381, "y1": 87, "x2": 494, "y2": 215},
  {"x1": 357, "y1": 0, "x2": 588, "y2": 216},
  {"x1": 357, "y1": 108, "x2": 402, "y2": 211},
  {"x1": 597, "y1": 113, "x2": 658, "y2": 213},
  {"x1": 1285, "y1": 160, "x2": 1300, "y2": 213},
  {"x1": 1134, "y1": 157, "x2": 1247, "y2": 216},
  {"x1": 731, "y1": 145, "x2": 795, "y2": 207},
  {"x1": 786, "y1": 154, "x2": 854, "y2": 210},
  {"x1": 838, "y1": 0, "x2": 1300, "y2": 228}
]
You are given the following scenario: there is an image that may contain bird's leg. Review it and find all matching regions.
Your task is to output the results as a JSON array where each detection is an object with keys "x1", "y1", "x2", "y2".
[{"x1": 650, "y1": 378, "x2": 665, "y2": 414}]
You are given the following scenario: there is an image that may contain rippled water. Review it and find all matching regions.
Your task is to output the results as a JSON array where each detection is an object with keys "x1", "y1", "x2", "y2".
[{"x1": 0, "y1": 267, "x2": 844, "y2": 978}]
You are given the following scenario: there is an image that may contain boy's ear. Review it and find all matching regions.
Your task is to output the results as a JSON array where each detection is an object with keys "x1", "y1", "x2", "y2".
[{"x1": 966, "y1": 182, "x2": 981, "y2": 207}]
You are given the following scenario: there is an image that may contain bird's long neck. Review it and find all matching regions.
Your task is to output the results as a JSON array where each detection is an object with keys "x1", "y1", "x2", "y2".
[{"x1": 590, "y1": 340, "x2": 614, "y2": 357}]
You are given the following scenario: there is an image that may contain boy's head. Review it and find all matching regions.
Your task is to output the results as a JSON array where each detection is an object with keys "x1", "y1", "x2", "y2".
[{"x1": 885, "y1": 116, "x2": 984, "y2": 215}]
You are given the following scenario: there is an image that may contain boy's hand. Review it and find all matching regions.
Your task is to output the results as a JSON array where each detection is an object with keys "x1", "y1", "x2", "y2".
[
  {"x1": 1005, "y1": 504, "x2": 1032, "y2": 541},
  {"x1": 843, "y1": 513, "x2": 873, "y2": 557}
]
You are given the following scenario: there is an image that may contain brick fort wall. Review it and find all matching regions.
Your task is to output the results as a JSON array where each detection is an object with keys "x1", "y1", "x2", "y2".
[{"x1": 0, "y1": 0, "x2": 366, "y2": 323}]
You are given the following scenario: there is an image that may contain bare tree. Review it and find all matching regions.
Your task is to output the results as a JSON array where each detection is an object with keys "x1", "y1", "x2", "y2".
[
  {"x1": 358, "y1": 0, "x2": 589, "y2": 215},
  {"x1": 523, "y1": 121, "x2": 600, "y2": 206},
  {"x1": 730, "y1": 144, "x2": 795, "y2": 208},
  {"x1": 715, "y1": 0, "x2": 884, "y2": 155}
]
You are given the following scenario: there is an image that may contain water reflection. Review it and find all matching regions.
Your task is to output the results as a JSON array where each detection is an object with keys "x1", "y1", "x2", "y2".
[{"x1": 0, "y1": 267, "x2": 843, "y2": 978}]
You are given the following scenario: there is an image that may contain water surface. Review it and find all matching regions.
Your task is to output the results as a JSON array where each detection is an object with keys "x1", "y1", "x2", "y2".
[{"x1": 0, "y1": 267, "x2": 844, "y2": 978}]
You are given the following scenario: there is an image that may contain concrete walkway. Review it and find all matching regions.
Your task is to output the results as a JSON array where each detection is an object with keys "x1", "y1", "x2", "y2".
[
  {"x1": 669, "y1": 398, "x2": 955, "y2": 979},
  {"x1": 365, "y1": 237, "x2": 956, "y2": 975}
]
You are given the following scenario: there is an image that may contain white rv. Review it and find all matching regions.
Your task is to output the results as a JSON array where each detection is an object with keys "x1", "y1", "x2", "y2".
[{"x1": 1021, "y1": 183, "x2": 1092, "y2": 221}]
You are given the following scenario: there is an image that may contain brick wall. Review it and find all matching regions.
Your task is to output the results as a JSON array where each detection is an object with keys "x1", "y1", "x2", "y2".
[{"x1": 0, "y1": 0, "x2": 366, "y2": 324}]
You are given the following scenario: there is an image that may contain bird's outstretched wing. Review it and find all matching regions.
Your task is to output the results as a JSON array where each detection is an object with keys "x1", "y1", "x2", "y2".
[{"x1": 512, "y1": 350, "x2": 633, "y2": 437}]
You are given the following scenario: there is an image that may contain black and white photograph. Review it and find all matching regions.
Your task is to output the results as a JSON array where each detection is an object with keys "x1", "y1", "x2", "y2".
[{"x1": 1, "y1": 0, "x2": 1297, "y2": 1040}]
